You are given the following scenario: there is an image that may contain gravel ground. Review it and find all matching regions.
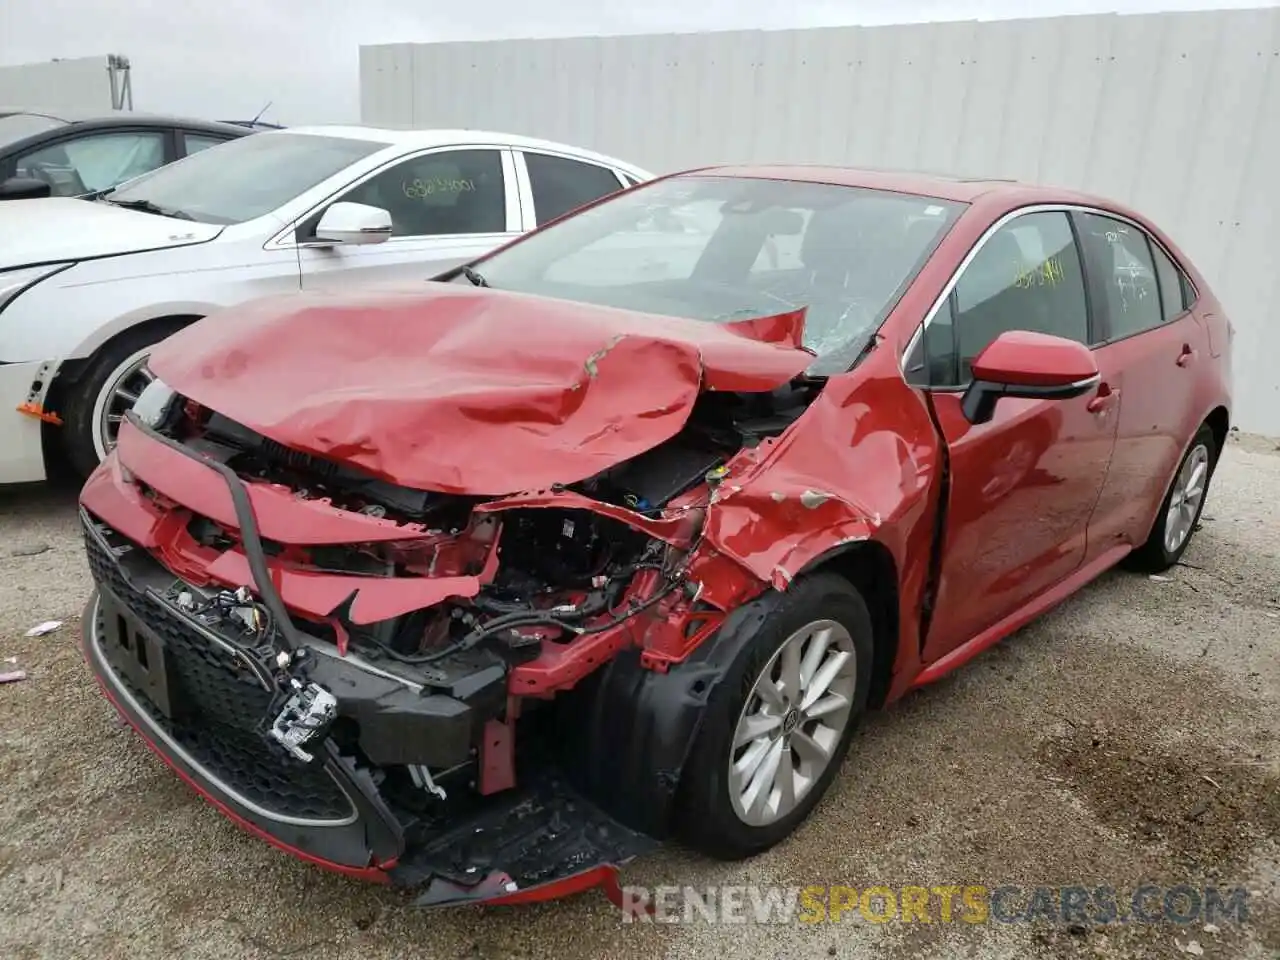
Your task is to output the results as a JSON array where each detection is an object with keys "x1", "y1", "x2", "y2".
[{"x1": 1, "y1": 434, "x2": 1277, "y2": 960}]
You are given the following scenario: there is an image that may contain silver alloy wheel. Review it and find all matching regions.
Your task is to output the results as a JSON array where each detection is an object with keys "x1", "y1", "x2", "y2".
[
  {"x1": 91, "y1": 348, "x2": 155, "y2": 461},
  {"x1": 1164, "y1": 443, "x2": 1210, "y2": 553},
  {"x1": 728, "y1": 619, "x2": 857, "y2": 827}
]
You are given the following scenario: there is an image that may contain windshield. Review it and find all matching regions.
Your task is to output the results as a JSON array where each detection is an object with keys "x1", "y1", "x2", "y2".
[
  {"x1": 0, "y1": 113, "x2": 67, "y2": 149},
  {"x1": 463, "y1": 175, "x2": 964, "y2": 374},
  {"x1": 107, "y1": 132, "x2": 388, "y2": 225}
]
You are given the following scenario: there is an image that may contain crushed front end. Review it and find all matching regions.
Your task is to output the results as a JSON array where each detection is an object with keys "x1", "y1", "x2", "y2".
[{"x1": 77, "y1": 370, "x2": 819, "y2": 904}]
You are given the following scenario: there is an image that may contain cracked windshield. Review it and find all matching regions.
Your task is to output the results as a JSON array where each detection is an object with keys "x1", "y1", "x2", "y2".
[{"x1": 464, "y1": 175, "x2": 964, "y2": 373}]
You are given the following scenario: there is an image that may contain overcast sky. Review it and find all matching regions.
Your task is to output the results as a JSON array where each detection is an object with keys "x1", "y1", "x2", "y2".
[{"x1": 1, "y1": 0, "x2": 1274, "y2": 123}]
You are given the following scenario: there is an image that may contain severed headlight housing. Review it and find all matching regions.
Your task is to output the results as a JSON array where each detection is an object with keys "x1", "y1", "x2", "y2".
[{"x1": 131, "y1": 375, "x2": 179, "y2": 429}]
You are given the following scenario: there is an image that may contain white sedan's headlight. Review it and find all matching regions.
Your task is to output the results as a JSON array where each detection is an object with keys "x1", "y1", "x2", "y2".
[
  {"x1": 132, "y1": 376, "x2": 179, "y2": 428},
  {"x1": 0, "y1": 263, "x2": 71, "y2": 315}
]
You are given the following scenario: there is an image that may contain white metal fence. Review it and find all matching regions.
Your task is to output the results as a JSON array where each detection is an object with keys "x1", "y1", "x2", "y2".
[
  {"x1": 361, "y1": 8, "x2": 1280, "y2": 435},
  {"x1": 0, "y1": 56, "x2": 121, "y2": 112}
]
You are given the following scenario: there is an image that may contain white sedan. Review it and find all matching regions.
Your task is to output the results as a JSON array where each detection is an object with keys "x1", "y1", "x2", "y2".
[{"x1": 0, "y1": 126, "x2": 652, "y2": 483}]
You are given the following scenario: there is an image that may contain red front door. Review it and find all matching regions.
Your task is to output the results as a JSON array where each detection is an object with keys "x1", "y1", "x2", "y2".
[
  {"x1": 914, "y1": 209, "x2": 1119, "y2": 663},
  {"x1": 923, "y1": 389, "x2": 1117, "y2": 661}
]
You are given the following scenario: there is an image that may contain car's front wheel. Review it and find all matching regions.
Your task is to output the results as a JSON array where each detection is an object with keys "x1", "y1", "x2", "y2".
[
  {"x1": 677, "y1": 572, "x2": 873, "y2": 860},
  {"x1": 61, "y1": 320, "x2": 189, "y2": 478}
]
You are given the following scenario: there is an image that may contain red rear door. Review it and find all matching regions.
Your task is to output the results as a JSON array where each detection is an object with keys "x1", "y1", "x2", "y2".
[{"x1": 1072, "y1": 212, "x2": 1209, "y2": 553}]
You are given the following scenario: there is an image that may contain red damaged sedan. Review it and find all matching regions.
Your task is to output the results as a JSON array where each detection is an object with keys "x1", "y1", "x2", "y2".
[{"x1": 78, "y1": 166, "x2": 1232, "y2": 905}]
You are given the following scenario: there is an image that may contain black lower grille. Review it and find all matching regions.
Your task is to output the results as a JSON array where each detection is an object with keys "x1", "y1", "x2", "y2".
[{"x1": 83, "y1": 520, "x2": 353, "y2": 822}]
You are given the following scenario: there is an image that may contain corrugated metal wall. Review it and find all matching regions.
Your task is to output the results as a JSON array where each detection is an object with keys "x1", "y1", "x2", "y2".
[
  {"x1": 0, "y1": 56, "x2": 115, "y2": 111},
  {"x1": 361, "y1": 9, "x2": 1280, "y2": 435}
]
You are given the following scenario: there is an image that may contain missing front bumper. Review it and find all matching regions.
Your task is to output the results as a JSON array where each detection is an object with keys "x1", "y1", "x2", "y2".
[{"x1": 81, "y1": 535, "x2": 657, "y2": 905}]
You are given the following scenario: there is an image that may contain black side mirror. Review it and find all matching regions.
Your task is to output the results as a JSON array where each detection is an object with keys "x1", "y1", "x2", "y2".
[{"x1": 0, "y1": 176, "x2": 52, "y2": 201}]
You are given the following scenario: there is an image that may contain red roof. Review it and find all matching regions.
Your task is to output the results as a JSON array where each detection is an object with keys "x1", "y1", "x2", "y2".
[{"x1": 676, "y1": 163, "x2": 1096, "y2": 205}]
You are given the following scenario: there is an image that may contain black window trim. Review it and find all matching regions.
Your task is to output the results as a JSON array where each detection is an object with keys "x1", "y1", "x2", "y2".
[
  {"x1": 1153, "y1": 231, "x2": 1198, "y2": 319},
  {"x1": 902, "y1": 288, "x2": 961, "y2": 388},
  {"x1": 901, "y1": 202, "x2": 1199, "y2": 391},
  {"x1": 1067, "y1": 210, "x2": 1104, "y2": 347},
  {"x1": 1134, "y1": 219, "x2": 1198, "y2": 311},
  {"x1": 520, "y1": 148, "x2": 631, "y2": 226},
  {"x1": 1145, "y1": 232, "x2": 1168, "y2": 324}
]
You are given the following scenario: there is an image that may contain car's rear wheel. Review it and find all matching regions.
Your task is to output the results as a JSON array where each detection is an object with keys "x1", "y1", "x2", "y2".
[
  {"x1": 1123, "y1": 423, "x2": 1217, "y2": 573},
  {"x1": 677, "y1": 572, "x2": 873, "y2": 860},
  {"x1": 61, "y1": 321, "x2": 189, "y2": 479}
]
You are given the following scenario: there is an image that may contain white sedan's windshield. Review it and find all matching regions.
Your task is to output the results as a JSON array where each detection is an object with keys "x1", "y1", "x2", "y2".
[
  {"x1": 107, "y1": 132, "x2": 388, "y2": 225},
  {"x1": 463, "y1": 175, "x2": 964, "y2": 373}
]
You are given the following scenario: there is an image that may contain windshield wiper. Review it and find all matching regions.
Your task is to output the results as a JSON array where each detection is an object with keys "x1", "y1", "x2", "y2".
[
  {"x1": 106, "y1": 198, "x2": 194, "y2": 221},
  {"x1": 460, "y1": 265, "x2": 489, "y2": 287}
]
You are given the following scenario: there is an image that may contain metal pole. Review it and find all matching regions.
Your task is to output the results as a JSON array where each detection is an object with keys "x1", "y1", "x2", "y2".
[{"x1": 107, "y1": 54, "x2": 132, "y2": 110}]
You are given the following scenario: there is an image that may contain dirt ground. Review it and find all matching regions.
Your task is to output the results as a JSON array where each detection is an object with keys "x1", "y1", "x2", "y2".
[{"x1": 1, "y1": 434, "x2": 1277, "y2": 960}]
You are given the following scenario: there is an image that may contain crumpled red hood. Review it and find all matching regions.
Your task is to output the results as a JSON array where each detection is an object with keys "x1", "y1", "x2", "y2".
[{"x1": 147, "y1": 284, "x2": 813, "y2": 495}]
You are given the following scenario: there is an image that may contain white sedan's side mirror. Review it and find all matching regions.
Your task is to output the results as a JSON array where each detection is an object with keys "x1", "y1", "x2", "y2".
[{"x1": 313, "y1": 201, "x2": 393, "y2": 245}]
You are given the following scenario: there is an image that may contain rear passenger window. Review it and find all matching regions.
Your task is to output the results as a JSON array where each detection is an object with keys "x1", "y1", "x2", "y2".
[
  {"x1": 184, "y1": 133, "x2": 231, "y2": 156},
  {"x1": 1077, "y1": 213, "x2": 1164, "y2": 339},
  {"x1": 525, "y1": 152, "x2": 624, "y2": 224},
  {"x1": 1180, "y1": 273, "x2": 1196, "y2": 310},
  {"x1": 1151, "y1": 241, "x2": 1191, "y2": 321}
]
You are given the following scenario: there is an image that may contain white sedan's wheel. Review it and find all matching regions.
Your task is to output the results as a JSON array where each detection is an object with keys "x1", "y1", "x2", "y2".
[
  {"x1": 61, "y1": 319, "x2": 190, "y2": 479},
  {"x1": 89, "y1": 345, "x2": 156, "y2": 461}
]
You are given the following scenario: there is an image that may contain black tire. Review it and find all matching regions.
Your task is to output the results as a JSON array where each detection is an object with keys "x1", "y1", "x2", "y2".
[
  {"x1": 676, "y1": 572, "x2": 874, "y2": 860},
  {"x1": 60, "y1": 320, "x2": 189, "y2": 479},
  {"x1": 1122, "y1": 423, "x2": 1218, "y2": 574}
]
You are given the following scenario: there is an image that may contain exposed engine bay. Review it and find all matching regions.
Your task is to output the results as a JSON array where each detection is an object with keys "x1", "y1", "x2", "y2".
[
  {"x1": 73, "y1": 271, "x2": 877, "y2": 905},
  {"x1": 109, "y1": 375, "x2": 825, "y2": 822},
  {"x1": 185, "y1": 377, "x2": 819, "y2": 522}
]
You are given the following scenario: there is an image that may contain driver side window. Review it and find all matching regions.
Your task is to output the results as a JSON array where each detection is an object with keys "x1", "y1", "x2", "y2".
[
  {"x1": 340, "y1": 148, "x2": 507, "y2": 237},
  {"x1": 908, "y1": 211, "x2": 1089, "y2": 387}
]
